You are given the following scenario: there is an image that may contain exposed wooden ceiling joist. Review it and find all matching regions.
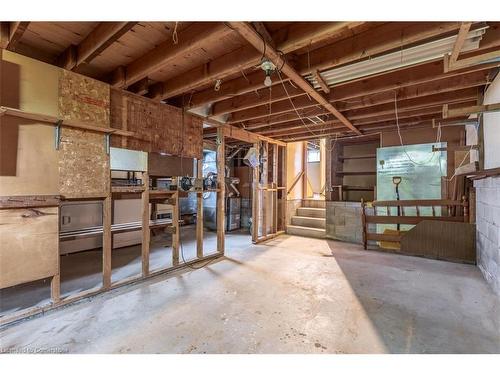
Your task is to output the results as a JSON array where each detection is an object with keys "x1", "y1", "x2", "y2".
[
  {"x1": 257, "y1": 87, "x2": 482, "y2": 135},
  {"x1": 109, "y1": 22, "x2": 233, "y2": 88},
  {"x1": 0, "y1": 22, "x2": 30, "y2": 51},
  {"x1": 57, "y1": 22, "x2": 137, "y2": 71},
  {"x1": 227, "y1": 58, "x2": 498, "y2": 128},
  {"x1": 153, "y1": 22, "x2": 362, "y2": 102},
  {"x1": 183, "y1": 22, "x2": 474, "y2": 111},
  {"x1": 228, "y1": 22, "x2": 361, "y2": 135}
]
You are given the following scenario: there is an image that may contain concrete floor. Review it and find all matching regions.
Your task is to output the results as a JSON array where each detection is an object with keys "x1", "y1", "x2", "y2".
[{"x1": 1, "y1": 234, "x2": 499, "y2": 353}]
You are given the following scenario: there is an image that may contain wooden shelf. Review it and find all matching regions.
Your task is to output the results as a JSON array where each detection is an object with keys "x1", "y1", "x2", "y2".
[
  {"x1": 111, "y1": 186, "x2": 146, "y2": 194},
  {"x1": 338, "y1": 154, "x2": 376, "y2": 161},
  {"x1": 342, "y1": 185, "x2": 375, "y2": 191},
  {"x1": 0, "y1": 106, "x2": 135, "y2": 137},
  {"x1": 0, "y1": 195, "x2": 60, "y2": 209},
  {"x1": 336, "y1": 171, "x2": 376, "y2": 176}
]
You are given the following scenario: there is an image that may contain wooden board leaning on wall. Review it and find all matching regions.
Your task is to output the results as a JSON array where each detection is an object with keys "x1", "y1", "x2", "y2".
[
  {"x1": 110, "y1": 89, "x2": 203, "y2": 159},
  {"x1": 0, "y1": 207, "x2": 59, "y2": 289}
]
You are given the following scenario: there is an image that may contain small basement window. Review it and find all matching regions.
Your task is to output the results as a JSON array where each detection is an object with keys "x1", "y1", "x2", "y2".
[{"x1": 307, "y1": 149, "x2": 320, "y2": 162}]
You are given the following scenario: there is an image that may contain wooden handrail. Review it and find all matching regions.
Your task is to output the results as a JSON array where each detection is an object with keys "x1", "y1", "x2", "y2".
[
  {"x1": 287, "y1": 171, "x2": 304, "y2": 195},
  {"x1": 372, "y1": 199, "x2": 467, "y2": 207}
]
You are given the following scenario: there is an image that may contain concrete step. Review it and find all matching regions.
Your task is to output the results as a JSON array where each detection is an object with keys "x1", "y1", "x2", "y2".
[
  {"x1": 286, "y1": 225, "x2": 326, "y2": 239},
  {"x1": 291, "y1": 215, "x2": 326, "y2": 229},
  {"x1": 296, "y1": 207, "x2": 326, "y2": 218}
]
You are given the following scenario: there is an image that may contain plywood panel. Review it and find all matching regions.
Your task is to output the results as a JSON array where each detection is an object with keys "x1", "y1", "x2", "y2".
[
  {"x1": 110, "y1": 89, "x2": 202, "y2": 159},
  {"x1": 58, "y1": 128, "x2": 109, "y2": 198},
  {"x1": 400, "y1": 220, "x2": 476, "y2": 263},
  {"x1": 0, "y1": 207, "x2": 59, "y2": 289},
  {"x1": 148, "y1": 153, "x2": 194, "y2": 177},
  {"x1": 58, "y1": 70, "x2": 110, "y2": 198},
  {"x1": 58, "y1": 69, "x2": 110, "y2": 126}
]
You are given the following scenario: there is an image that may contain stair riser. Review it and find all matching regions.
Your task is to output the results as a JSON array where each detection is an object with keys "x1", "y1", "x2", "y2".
[
  {"x1": 291, "y1": 217, "x2": 326, "y2": 229},
  {"x1": 286, "y1": 226, "x2": 326, "y2": 239},
  {"x1": 296, "y1": 208, "x2": 326, "y2": 218}
]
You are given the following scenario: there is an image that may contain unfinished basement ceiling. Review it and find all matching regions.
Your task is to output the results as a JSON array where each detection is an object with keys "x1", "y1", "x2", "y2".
[{"x1": 1, "y1": 21, "x2": 499, "y2": 142}]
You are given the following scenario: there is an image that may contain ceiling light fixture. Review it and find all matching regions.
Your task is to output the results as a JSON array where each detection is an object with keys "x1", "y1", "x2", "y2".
[{"x1": 261, "y1": 59, "x2": 276, "y2": 87}]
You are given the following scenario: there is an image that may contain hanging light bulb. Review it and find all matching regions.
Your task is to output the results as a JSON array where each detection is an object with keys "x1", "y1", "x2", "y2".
[
  {"x1": 264, "y1": 73, "x2": 272, "y2": 87},
  {"x1": 260, "y1": 59, "x2": 275, "y2": 88}
]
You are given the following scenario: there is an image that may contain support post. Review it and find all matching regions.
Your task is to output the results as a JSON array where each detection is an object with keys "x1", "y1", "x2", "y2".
[
  {"x1": 172, "y1": 191, "x2": 180, "y2": 265},
  {"x1": 272, "y1": 143, "x2": 278, "y2": 234},
  {"x1": 102, "y1": 194, "x2": 112, "y2": 288},
  {"x1": 216, "y1": 127, "x2": 225, "y2": 254},
  {"x1": 196, "y1": 158, "x2": 204, "y2": 258},
  {"x1": 141, "y1": 171, "x2": 150, "y2": 276},
  {"x1": 262, "y1": 141, "x2": 269, "y2": 238},
  {"x1": 252, "y1": 141, "x2": 260, "y2": 243}
]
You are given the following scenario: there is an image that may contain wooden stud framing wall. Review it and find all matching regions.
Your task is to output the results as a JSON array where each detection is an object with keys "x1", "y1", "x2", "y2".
[{"x1": 0, "y1": 51, "x2": 221, "y2": 326}]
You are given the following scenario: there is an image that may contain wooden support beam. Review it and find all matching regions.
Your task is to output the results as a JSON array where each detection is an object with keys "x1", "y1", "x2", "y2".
[
  {"x1": 128, "y1": 77, "x2": 150, "y2": 96},
  {"x1": 58, "y1": 22, "x2": 137, "y2": 71},
  {"x1": 272, "y1": 143, "x2": 279, "y2": 234},
  {"x1": 443, "y1": 102, "x2": 500, "y2": 118},
  {"x1": 102, "y1": 195, "x2": 112, "y2": 289},
  {"x1": 449, "y1": 49, "x2": 500, "y2": 71},
  {"x1": 449, "y1": 22, "x2": 473, "y2": 67},
  {"x1": 251, "y1": 141, "x2": 260, "y2": 243},
  {"x1": 228, "y1": 22, "x2": 361, "y2": 135},
  {"x1": 110, "y1": 22, "x2": 233, "y2": 88},
  {"x1": 161, "y1": 22, "x2": 358, "y2": 103},
  {"x1": 314, "y1": 70, "x2": 330, "y2": 94},
  {"x1": 3, "y1": 21, "x2": 30, "y2": 51},
  {"x1": 262, "y1": 141, "x2": 269, "y2": 237},
  {"x1": 216, "y1": 127, "x2": 225, "y2": 254},
  {"x1": 141, "y1": 171, "x2": 150, "y2": 275},
  {"x1": 218, "y1": 59, "x2": 497, "y2": 119},
  {"x1": 196, "y1": 158, "x2": 203, "y2": 258},
  {"x1": 172, "y1": 191, "x2": 180, "y2": 266}
]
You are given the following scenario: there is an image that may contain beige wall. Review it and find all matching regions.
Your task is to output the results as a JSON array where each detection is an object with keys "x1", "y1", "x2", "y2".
[
  {"x1": 0, "y1": 50, "x2": 60, "y2": 195},
  {"x1": 286, "y1": 141, "x2": 304, "y2": 199}
]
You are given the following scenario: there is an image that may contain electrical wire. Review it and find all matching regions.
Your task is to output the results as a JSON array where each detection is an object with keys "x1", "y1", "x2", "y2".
[
  {"x1": 172, "y1": 22, "x2": 179, "y2": 45},
  {"x1": 394, "y1": 91, "x2": 443, "y2": 166}
]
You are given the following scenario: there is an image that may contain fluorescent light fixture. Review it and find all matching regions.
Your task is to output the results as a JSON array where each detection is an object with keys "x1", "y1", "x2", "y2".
[{"x1": 307, "y1": 27, "x2": 487, "y2": 89}]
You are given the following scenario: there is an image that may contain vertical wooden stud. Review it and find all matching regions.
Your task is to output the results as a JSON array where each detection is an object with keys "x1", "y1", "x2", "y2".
[
  {"x1": 251, "y1": 142, "x2": 260, "y2": 243},
  {"x1": 216, "y1": 127, "x2": 225, "y2": 254},
  {"x1": 102, "y1": 194, "x2": 112, "y2": 288},
  {"x1": 196, "y1": 158, "x2": 204, "y2": 258},
  {"x1": 262, "y1": 141, "x2": 269, "y2": 238},
  {"x1": 302, "y1": 141, "x2": 308, "y2": 199},
  {"x1": 280, "y1": 145, "x2": 287, "y2": 231},
  {"x1": 172, "y1": 191, "x2": 180, "y2": 265},
  {"x1": 272, "y1": 143, "x2": 278, "y2": 234},
  {"x1": 141, "y1": 171, "x2": 150, "y2": 276}
]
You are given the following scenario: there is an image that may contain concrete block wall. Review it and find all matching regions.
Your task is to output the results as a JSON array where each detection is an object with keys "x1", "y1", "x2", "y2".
[
  {"x1": 326, "y1": 201, "x2": 366, "y2": 244},
  {"x1": 474, "y1": 176, "x2": 500, "y2": 295}
]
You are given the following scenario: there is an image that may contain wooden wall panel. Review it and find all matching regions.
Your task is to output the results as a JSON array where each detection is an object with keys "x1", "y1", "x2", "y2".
[
  {"x1": 58, "y1": 128, "x2": 110, "y2": 198},
  {"x1": 400, "y1": 220, "x2": 476, "y2": 263},
  {"x1": 0, "y1": 50, "x2": 59, "y2": 195},
  {"x1": 0, "y1": 207, "x2": 59, "y2": 288},
  {"x1": 110, "y1": 89, "x2": 202, "y2": 159},
  {"x1": 58, "y1": 70, "x2": 110, "y2": 198},
  {"x1": 58, "y1": 69, "x2": 110, "y2": 126}
]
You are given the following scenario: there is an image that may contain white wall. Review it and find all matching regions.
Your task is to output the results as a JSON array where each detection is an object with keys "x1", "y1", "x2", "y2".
[
  {"x1": 483, "y1": 73, "x2": 500, "y2": 169},
  {"x1": 286, "y1": 141, "x2": 304, "y2": 199}
]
